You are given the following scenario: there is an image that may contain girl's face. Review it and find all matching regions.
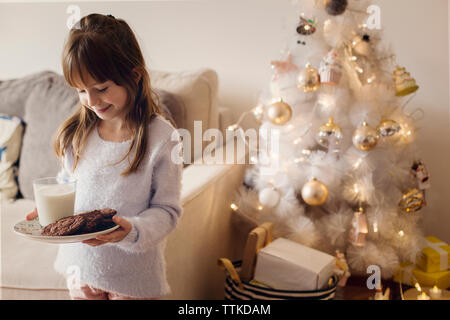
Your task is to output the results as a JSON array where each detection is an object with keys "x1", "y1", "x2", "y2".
[{"x1": 75, "y1": 72, "x2": 129, "y2": 123}]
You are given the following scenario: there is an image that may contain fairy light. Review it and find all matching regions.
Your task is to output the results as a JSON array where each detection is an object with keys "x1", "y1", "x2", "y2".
[
  {"x1": 353, "y1": 158, "x2": 363, "y2": 169},
  {"x1": 350, "y1": 56, "x2": 357, "y2": 61},
  {"x1": 356, "y1": 67, "x2": 364, "y2": 73},
  {"x1": 293, "y1": 137, "x2": 302, "y2": 145},
  {"x1": 398, "y1": 230, "x2": 405, "y2": 237},
  {"x1": 257, "y1": 204, "x2": 264, "y2": 211},
  {"x1": 227, "y1": 124, "x2": 239, "y2": 131},
  {"x1": 353, "y1": 183, "x2": 359, "y2": 194},
  {"x1": 250, "y1": 156, "x2": 258, "y2": 164},
  {"x1": 415, "y1": 282, "x2": 422, "y2": 292},
  {"x1": 287, "y1": 124, "x2": 294, "y2": 130},
  {"x1": 373, "y1": 222, "x2": 378, "y2": 233},
  {"x1": 302, "y1": 149, "x2": 311, "y2": 155},
  {"x1": 230, "y1": 203, "x2": 239, "y2": 211},
  {"x1": 294, "y1": 157, "x2": 305, "y2": 163}
]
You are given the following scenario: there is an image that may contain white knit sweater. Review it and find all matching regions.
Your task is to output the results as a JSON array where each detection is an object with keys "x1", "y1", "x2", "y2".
[{"x1": 54, "y1": 115, "x2": 183, "y2": 298}]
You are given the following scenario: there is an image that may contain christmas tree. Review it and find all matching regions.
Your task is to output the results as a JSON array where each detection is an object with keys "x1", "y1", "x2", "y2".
[{"x1": 230, "y1": 0, "x2": 429, "y2": 279}]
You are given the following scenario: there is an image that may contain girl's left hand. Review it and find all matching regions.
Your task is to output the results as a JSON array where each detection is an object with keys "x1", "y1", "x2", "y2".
[{"x1": 82, "y1": 216, "x2": 132, "y2": 247}]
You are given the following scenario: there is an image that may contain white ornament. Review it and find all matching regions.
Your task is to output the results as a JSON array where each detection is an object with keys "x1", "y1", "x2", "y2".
[{"x1": 258, "y1": 187, "x2": 280, "y2": 208}]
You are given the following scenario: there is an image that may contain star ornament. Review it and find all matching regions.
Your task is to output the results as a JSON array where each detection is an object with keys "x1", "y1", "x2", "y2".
[{"x1": 270, "y1": 53, "x2": 299, "y2": 80}]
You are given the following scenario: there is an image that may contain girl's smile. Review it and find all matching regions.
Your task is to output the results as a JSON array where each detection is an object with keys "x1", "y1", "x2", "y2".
[{"x1": 93, "y1": 104, "x2": 112, "y2": 114}]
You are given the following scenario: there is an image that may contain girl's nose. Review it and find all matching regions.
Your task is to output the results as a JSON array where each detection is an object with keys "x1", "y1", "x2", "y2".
[{"x1": 86, "y1": 91, "x2": 100, "y2": 107}]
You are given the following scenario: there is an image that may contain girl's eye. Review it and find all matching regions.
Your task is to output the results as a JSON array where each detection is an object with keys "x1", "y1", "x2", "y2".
[{"x1": 98, "y1": 87, "x2": 108, "y2": 93}]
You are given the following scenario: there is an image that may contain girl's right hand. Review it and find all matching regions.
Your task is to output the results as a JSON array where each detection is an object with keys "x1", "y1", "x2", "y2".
[{"x1": 26, "y1": 208, "x2": 38, "y2": 220}]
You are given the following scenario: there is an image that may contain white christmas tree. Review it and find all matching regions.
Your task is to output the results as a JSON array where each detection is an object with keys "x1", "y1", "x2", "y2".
[{"x1": 231, "y1": 0, "x2": 429, "y2": 279}]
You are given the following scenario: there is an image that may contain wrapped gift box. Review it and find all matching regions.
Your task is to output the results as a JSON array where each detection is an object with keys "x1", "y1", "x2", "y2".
[
  {"x1": 417, "y1": 236, "x2": 450, "y2": 273},
  {"x1": 253, "y1": 238, "x2": 335, "y2": 291},
  {"x1": 394, "y1": 262, "x2": 450, "y2": 289}
]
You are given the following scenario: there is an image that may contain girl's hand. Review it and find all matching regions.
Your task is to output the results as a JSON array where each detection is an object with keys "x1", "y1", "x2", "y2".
[
  {"x1": 82, "y1": 216, "x2": 132, "y2": 247},
  {"x1": 26, "y1": 208, "x2": 38, "y2": 220}
]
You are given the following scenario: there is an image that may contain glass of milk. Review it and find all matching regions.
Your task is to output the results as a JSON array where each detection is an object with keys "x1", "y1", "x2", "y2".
[{"x1": 33, "y1": 177, "x2": 77, "y2": 227}]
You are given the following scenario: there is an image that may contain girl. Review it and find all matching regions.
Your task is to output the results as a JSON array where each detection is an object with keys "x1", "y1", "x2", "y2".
[{"x1": 26, "y1": 13, "x2": 183, "y2": 300}]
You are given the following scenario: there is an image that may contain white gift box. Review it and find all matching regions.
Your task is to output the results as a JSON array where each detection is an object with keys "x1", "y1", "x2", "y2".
[{"x1": 253, "y1": 238, "x2": 336, "y2": 291}]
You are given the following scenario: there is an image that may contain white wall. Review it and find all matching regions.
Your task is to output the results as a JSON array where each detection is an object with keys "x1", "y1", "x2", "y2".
[{"x1": 1, "y1": 0, "x2": 449, "y2": 242}]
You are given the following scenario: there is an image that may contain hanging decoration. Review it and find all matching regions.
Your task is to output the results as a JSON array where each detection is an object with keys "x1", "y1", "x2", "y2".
[
  {"x1": 393, "y1": 66, "x2": 419, "y2": 97},
  {"x1": 316, "y1": 117, "x2": 343, "y2": 148},
  {"x1": 324, "y1": 0, "x2": 348, "y2": 16},
  {"x1": 349, "y1": 207, "x2": 369, "y2": 247},
  {"x1": 301, "y1": 178, "x2": 329, "y2": 206},
  {"x1": 266, "y1": 99, "x2": 293, "y2": 126},
  {"x1": 296, "y1": 16, "x2": 317, "y2": 36},
  {"x1": 298, "y1": 64, "x2": 321, "y2": 92},
  {"x1": 398, "y1": 188, "x2": 426, "y2": 213},
  {"x1": 319, "y1": 49, "x2": 343, "y2": 86},
  {"x1": 352, "y1": 122, "x2": 379, "y2": 151},
  {"x1": 376, "y1": 119, "x2": 401, "y2": 138}
]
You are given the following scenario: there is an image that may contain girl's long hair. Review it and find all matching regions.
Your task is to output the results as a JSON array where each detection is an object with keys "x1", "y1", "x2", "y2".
[{"x1": 54, "y1": 13, "x2": 162, "y2": 176}]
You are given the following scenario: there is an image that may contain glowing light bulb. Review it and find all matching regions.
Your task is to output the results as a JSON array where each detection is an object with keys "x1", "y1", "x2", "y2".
[
  {"x1": 257, "y1": 205, "x2": 264, "y2": 211},
  {"x1": 373, "y1": 222, "x2": 378, "y2": 233},
  {"x1": 398, "y1": 230, "x2": 405, "y2": 237},
  {"x1": 353, "y1": 158, "x2": 363, "y2": 169},
  {"x1": 230, "y1": 203, "x2": 239, "y2": 211},
  {"x1": 353, "y1": 184, "x2": 359, "y2": 194}
]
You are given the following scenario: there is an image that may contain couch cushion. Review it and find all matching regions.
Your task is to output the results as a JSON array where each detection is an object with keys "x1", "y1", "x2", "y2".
[
  {"x1": 18, "y1": 74, "x2": 80, "y2": 200},
  {"x1": 0, "y1": 114, "x2": 25, "y2": 201},
  {"x1": 150, "y1": 69, "x2": 219, "y2": 162}
]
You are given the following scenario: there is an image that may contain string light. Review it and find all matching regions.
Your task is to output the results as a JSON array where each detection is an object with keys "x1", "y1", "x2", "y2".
[
  {"x1": 230, "y1": 203, "x2": 239, "y2": 211},
  {"x1": 398, "y1": 230, "x2": 405, "y2": 237},
  {"x1": 293, "y1": 137, "x2": 302, "y2": 145},
  {"x1": 373, "y1": 222, "x2": 378, "y2": 233},
  {"x1": 257, "y1": 205, "x2": 264, "y2": 211},
  {"x1": 353, "y1": 158, "x2": 363, "y2": 169}
]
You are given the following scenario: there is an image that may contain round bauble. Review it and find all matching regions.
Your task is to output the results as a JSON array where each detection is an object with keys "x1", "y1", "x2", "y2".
[
  {"x1": 298, "y1": 65, "x2": 321, "y2": 92},
  {"x1": 258, "y1": 187, "x2": 281, "y2": 208},
  {"x1": 352, "y1": 35, "x2": 372, "y2": 57},
  {"x1": 324, "y1": 0, "x2": 348, "y2": 16},
  {"x1": 377, "y1": 119, "x2": 401, "y2": 137},
  {"x1": 266, "y1": 100, "x2": 292, "y2": 126},
  {"x1": 316, "y1": 117, "x2": 343, "y2": 148},
  {"x1": 352, "y1": 122, "x2": 379, "y2": 151},
  {"x1": 301, "y1": 178, "x2": 328, "y2": 206}
]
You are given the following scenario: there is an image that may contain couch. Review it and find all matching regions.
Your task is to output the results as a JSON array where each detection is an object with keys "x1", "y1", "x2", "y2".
[{"x1": 0, "y1": 69, "x2": 249, "y2": 299}]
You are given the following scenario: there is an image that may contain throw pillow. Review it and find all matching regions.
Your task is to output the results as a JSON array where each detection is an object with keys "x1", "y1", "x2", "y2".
[{"x1": 0, "y1": 114, "x2": 24, "y2": 201}]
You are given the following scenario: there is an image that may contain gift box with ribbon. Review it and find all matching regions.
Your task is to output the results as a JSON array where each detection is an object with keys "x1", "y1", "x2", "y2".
[
  {"x1": 417, "y1": 236, "x2": 450, "y2": 273},
  {"x1": 394, "y1": 262, "x2": 450, "y2": 289}
]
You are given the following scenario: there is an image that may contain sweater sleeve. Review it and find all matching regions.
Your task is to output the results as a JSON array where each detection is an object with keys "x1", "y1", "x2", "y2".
[{"x1": 115, "y1": 138, "x2": 183, "y2": 253}]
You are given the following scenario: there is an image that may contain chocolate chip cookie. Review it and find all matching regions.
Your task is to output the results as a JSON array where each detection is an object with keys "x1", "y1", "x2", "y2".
[
  {"x1": 41, "y1": 208, "x2": 117, "y2": 236},
  {"x1": 41, "y1": 215, "x2": 86, "y2": 236}
]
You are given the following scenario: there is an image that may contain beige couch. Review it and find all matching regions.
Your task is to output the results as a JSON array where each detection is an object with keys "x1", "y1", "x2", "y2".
[{"x1": 0, "y1": 69, "x2": 248, "y2": 299}]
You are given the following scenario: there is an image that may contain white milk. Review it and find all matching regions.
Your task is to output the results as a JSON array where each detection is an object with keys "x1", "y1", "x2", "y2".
[{"x1": 34, "y1": 184, "x2": 76, "y2": 227}]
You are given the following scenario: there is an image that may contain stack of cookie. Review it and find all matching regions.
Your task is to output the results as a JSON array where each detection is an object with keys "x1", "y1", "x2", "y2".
[{"x1": 41, "y1": 209, "x2": 117, "y2": 236}]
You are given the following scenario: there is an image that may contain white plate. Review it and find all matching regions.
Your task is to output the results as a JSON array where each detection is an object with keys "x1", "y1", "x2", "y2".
[{"x1": 13, "y1": 217, "x2": 119, "y2": 244}]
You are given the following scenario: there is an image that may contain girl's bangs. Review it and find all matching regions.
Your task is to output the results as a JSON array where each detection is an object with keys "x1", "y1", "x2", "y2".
[{"x1": 64, "y1": 36, "x2": 111, "y2": 89}]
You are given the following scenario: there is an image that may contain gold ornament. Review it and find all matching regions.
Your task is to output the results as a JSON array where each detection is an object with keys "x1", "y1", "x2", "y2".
[
  {"x1": 266, "y1": 100, "x2": 292, "y2": 126},
  {"x1": 352, "y1": 122, "x2": 379, "y2": 151},
  {"x1": 316, "y1": 117, "x2": 343, "y2": 148},
  {"x1": 352, "y1": 35, "x2": 372, "y2": 57},
  {"x1": 301, "y1": 178, "x2": 328, "y2": 206},
  {"x1": 377, "y1": 119, "x2": 401, "y2": 137},
  {"x1": 398, "y1": 188, "x2": 426, "y2": 213},
  {"x1": 393, "y1": 66, "x2": 419, "y2": 97},
  {"x1": 298, "y1": 64, "x2": 321, "y2": 92}
]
